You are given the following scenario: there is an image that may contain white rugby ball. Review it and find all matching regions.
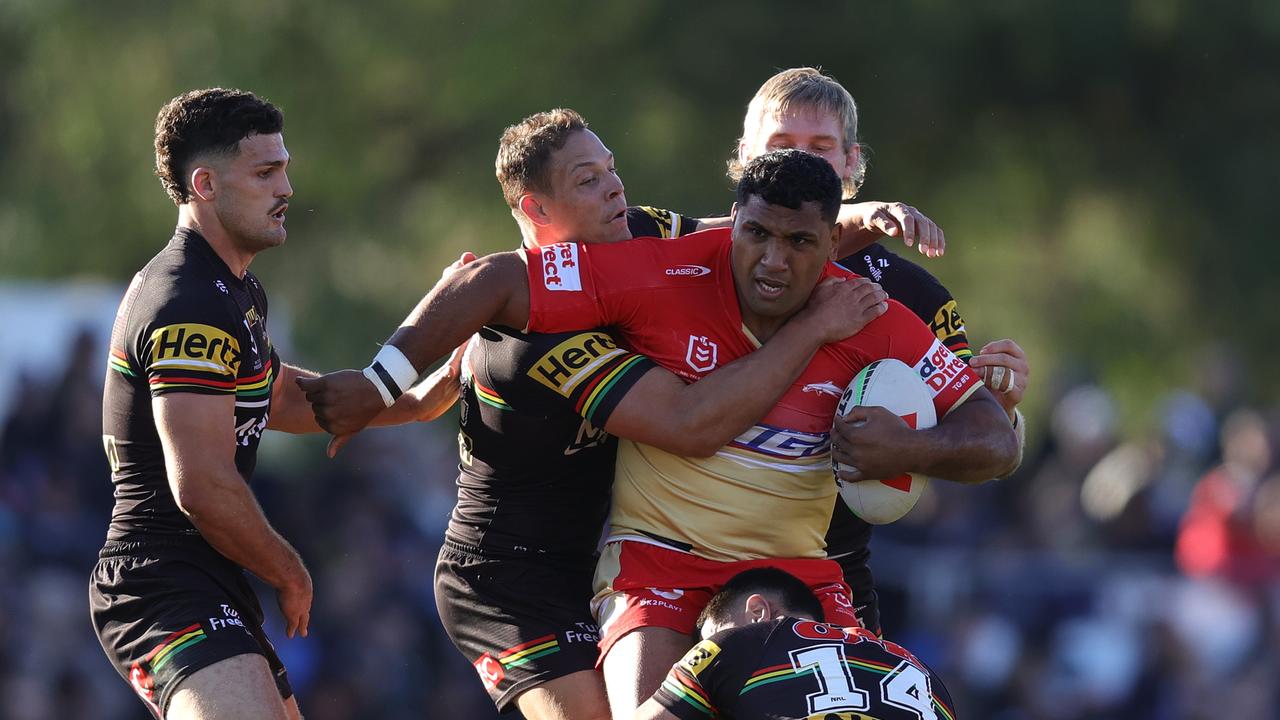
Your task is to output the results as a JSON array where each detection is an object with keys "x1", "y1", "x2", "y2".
[{"x1": 833, "y1": 359, "x2": 937, "y2": 524}]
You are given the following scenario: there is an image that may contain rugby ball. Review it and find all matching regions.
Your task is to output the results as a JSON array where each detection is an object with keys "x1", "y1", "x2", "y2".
[{"x1": 833, "y1": 359, "x2": 937, "y2": 524}]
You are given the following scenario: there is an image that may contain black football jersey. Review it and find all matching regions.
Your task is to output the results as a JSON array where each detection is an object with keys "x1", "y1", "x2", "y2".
[
  {"x1": 101, "y1": 227, "x2": 278, "y2": 539},
  {"x1": 654, "y1": 617, "x2": 957, "y2": 720},
  {"x1": 444, "y1": 207, "x2": 700, "y2": 557}
]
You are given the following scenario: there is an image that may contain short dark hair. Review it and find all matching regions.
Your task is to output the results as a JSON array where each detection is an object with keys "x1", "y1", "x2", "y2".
[
  {"x1": 696, "y1": 567, "x2": 825, "y2": 634},
  {"x1": 154, "y1": 88, "x2": 284, "y2": 206},
  {"x1": 495, "y1": 108, "x2": 589, "y2": 209},
  {"x1": 735, "y1": 149, "x2": 842, "y2": 225}
]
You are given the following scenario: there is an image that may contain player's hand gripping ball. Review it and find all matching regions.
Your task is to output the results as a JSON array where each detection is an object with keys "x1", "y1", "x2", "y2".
[{"x1": 833, "y1": 359, "x2": 937, "y2": 524}]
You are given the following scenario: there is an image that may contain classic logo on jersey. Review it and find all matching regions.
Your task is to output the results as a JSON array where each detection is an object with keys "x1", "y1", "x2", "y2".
[
  {"x1": 929, "y1": 300, "x2": 966, "y2": 342},
  {"x1": 529, "y1": 332, "x2": 628, "y2": 397},
  {"x1": 913, "y1": 338, "x2": 968, "y2": 394},
  {"x1": 147, "y1": 323, "x2": 241, "y2": 376},
  {"x1": 677, "y1": 640, "x2": 721, "y2": 677},
  {"x1": 541, "y1": 242, "x2": 582, "y2": 291},
  {"x1": 685, "y1": 335, "x2": 718, "y2": 372},
  {"x1": 665, "y1": 264, "x2": 711, "y2": 277}
]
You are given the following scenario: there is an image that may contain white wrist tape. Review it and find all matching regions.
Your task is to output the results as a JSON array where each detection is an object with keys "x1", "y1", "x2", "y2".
[
  {"x1": 362, "y1": 344, "x2": 419, "y2": 408},
  {"x1": 1005, "y1": 408, "x2": 1027, "y2": 476}
]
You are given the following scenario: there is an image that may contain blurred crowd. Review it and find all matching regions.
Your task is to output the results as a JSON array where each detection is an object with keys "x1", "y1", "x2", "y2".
[{"x1": 2, "y1": 329, "x2": 1277, "y2": 719}]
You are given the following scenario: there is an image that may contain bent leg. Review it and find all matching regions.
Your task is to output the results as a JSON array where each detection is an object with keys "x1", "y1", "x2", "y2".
[
  {"x1": 602, "y1": 626, "x2": 691, "y2": 720},
  {"x1": 515, "y1": 668, "x2": 610, "y2": 720},
  {"x1": 167, "y1": 653, "x2": 289, "y2": 720}
]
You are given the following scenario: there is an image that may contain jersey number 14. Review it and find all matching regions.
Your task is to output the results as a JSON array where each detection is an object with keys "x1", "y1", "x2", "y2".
[{"x1": 789, "y1": 644, "x2": 937, "y2": 719}]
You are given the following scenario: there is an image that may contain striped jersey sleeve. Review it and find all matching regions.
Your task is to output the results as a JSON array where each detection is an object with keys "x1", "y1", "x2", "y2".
[
  {"x1": 653, "y1": 639, "x2": 726, "y2": 718},
  {"x1": 627, "y1": 205, "x2": 702, "y2": 239},
  {"x1": 504, "y1": 329, "x2": 656, "y2": 429},
  {"x1": 133, "y1": 287, "x2": 246, "y2": 397}
]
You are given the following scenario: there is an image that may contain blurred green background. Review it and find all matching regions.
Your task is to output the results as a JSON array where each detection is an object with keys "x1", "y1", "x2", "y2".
[{"x1": 4, "y1": 0, "x2": 1276, "y2": 424}]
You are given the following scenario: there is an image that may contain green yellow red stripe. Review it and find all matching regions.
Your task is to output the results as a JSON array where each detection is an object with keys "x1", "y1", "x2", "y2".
[
  {"x1": 472, "y1": 378, "x2": 513, "y2": 411},
  {"x1": 662, "y1": 667, "x2": 715, "y2": 715},
  {"x1": 576, "y1": 355, "x2": 648, "y2": 421},
  {"x1": 144, "y1": 623, "x2": 207, "y2": 671},
  {"x1": 235, "y1": 360, "x2": 274, "y2": 397},
  {"x1": 498, "y1": 634, "x2": 559, "y2": 667}
]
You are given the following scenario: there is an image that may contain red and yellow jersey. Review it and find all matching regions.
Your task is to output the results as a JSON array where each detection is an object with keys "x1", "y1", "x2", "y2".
[{"x1": 524, "y1": 228, "x2": 981, "y2": 561}]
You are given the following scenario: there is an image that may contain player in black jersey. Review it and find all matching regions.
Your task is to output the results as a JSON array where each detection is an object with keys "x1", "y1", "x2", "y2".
[
  {"x1": 637, "y1": 568, "x2": 957, "y2": 720},
  {"x1": 91, "y1": 89, "x2": 455, "y2": 720},
  {"x1": 303, "y1": 109, "x2": 890, "y2": 720},
  {"x1": 728, "y1": 68, "x2": 1031, "y2": 636}
]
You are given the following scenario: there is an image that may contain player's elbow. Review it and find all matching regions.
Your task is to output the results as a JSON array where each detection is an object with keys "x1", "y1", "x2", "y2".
[
  {"x1": 170, "y1": 469, "x2": 234, "y2": 521},
  {"x1": 990, "y1": 424, "x2": 1021, "y2": 479}
]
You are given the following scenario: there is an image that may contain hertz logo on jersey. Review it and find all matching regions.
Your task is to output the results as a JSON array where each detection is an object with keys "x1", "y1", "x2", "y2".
[
  {"x1": 678, "y1": 640, "x2": 721, "y2": 677},
  {"x1": 147, "y1": 323, "x2": 241, "y2": 376},
  {"x1": 528, "y1": 332, "x2": 628, "y2": 397},
  {"x1": 930, "y1": 300, "x2": 966, "y2": 344}
]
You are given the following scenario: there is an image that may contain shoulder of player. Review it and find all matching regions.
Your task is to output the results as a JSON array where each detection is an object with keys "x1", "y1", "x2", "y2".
[
  {"x1": 483, "y1": 326, "x2": 630, "y2": 382},
  {"x1": 133, "y1": 257, "x2": 244, "y2": 339},
  {"x1": 626, "y1": 205, "x2": 701, "y2": 239}
]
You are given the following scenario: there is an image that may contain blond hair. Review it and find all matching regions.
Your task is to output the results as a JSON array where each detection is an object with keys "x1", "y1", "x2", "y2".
[{"x1": 729, "y1": 67, "x2": 866, "y2": 199}]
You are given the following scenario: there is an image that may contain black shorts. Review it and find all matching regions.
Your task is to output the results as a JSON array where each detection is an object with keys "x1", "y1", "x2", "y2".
[
  {"x1": 832, "y1": 546, "x2": 882, "y2": 636},
  {"x1": 89, "y1": 537, "x2": 293, "y2": 718},
  {"x1": 434, "y1": 540, "x2": 602, "y2": 712}
]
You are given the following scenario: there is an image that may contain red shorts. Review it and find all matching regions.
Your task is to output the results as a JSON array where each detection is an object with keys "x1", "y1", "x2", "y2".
[{"x1": 590, "y1": 539, "x2": 858, "y2": 662}]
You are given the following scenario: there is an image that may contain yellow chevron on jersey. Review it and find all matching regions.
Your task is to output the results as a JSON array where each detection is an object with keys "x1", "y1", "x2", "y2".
[{"x1": 633, "y1": 206, "x2": 684, "y2": 238}]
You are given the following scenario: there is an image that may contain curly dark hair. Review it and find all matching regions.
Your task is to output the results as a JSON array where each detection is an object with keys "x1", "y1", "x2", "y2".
[
  {"x1": 153, "y1": 88, "x2": 284, "y2": 206},
  {"x1": 696, "y1": 567, "x2": 825, "y2": 636},
  {"x1": 495, "y1": 108, "x2": 588, "y2": 209},
  {"x1": 735, "y1": 149, "x2": 842, "y2": 225}
]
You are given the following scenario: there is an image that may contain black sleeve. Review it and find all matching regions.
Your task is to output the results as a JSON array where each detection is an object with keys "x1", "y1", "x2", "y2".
[
  {"x1": 484, "y1": 327, "x2": 657, "y2": 430},
  {"x1": 627, "y1": 205, "x2": 702, "y2": 239},
  {"x1": 838, "y1": 245, "x2": 973, "y2": 361},
  {"x1": 134, "y1": 282, "x2": 246, "y2": 397}
]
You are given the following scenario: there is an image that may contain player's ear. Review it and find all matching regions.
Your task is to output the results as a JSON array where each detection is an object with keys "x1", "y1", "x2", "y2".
[
  {"x1": 744, "y1": 593, "x2": 771, "y2": 623},
  {"x1": 729, "y1": 202, "x2": 739, "y2": 222},
  {"x1": 829, "y1": 222, "x2": 842, "y2": 260},
  {"x1": 518, "y1": 194, "x2": 552, "y2": 228},
  {"x1": 844, "y1": 143, "x2": 861, "y2": 182},
  {"x1": 189, "y1": 166, "x2": 216, "y2": 201}
]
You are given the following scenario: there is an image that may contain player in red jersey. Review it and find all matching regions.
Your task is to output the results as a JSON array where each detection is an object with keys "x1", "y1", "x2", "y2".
[
  {"x1": 729, "y1": 67, "x2": 1032, "y2": 637},
  {"x1": 302, "y1": 149, "x2": 1019, "y2": 718},
  {"x1": 636, "y1": 567, "x2": 958, "y2": 720}
]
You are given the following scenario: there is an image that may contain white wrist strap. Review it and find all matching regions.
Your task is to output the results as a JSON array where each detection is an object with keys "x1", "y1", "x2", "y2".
[
  {"x1": 362, "y1": 344, "x2": 419, "y2": 408},
  {"x1": 1005, "y1": 408, "x2": 1027, "y2": 476}
]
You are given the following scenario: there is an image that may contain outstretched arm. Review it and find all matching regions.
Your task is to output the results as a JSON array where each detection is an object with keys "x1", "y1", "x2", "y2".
[{"x1": 299, "y1": 251, "x2": 530, "y2": 437}]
